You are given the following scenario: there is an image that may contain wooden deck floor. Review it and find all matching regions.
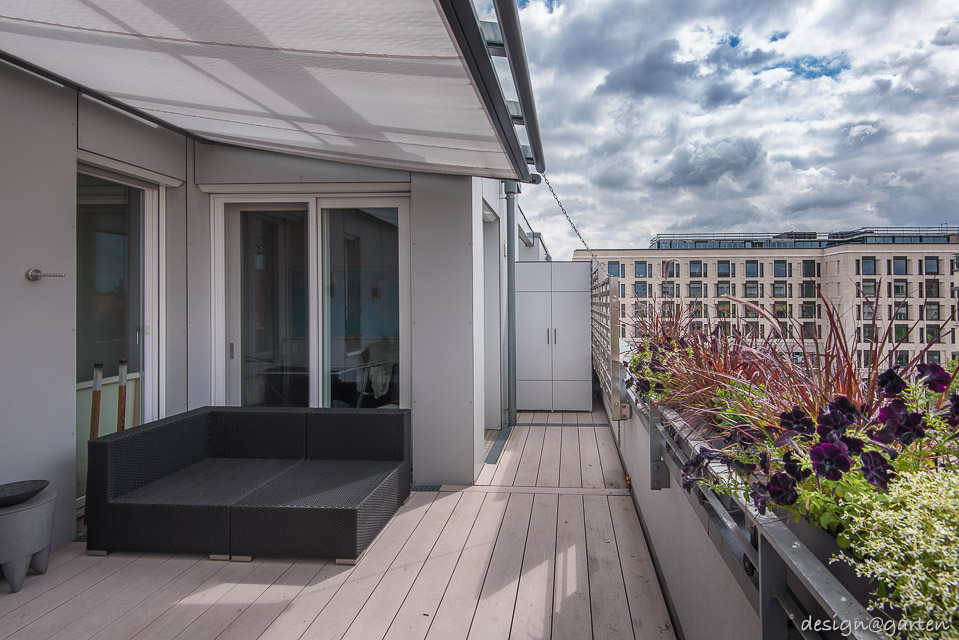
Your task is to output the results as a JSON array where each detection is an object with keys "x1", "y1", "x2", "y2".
[{"x1": 0, "y1": 413, "x2": 674, "y2": 640}]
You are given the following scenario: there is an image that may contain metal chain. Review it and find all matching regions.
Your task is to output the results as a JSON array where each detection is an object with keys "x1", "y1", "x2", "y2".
[{"x1": 541, "y1": 172, "x2": 596, "y2": 260}]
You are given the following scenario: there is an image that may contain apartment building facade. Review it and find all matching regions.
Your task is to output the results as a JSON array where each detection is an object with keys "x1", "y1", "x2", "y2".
[{"x1": 573, "y1": 228, "x2": 959, "y2": 367}]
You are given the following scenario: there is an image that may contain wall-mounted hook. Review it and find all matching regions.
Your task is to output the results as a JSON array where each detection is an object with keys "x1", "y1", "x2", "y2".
[{"x1": 25, "y1": 269, "x2": 66, "y2": 281}]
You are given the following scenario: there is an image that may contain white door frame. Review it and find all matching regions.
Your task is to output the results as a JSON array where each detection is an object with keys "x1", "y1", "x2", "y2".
[{"x1": 210, "y1": 194, "x2": 410, "y2": 409}]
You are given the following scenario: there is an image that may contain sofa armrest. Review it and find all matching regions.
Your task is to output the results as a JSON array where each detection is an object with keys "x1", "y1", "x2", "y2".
[
  {"x1": 87, "y1": 408, "x2": 212, "y2": 504},
  {"x1": 306, "y1": 408, "x2": 410, "y2": 462}
]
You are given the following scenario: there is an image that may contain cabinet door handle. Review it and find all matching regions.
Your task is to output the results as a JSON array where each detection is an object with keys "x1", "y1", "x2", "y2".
[
  {"x1": 554, "y1": 328, "x2": 558, "y2": 343},
  {"x1": 547, "y1": 329, "x2": 550, "y2": 344}
]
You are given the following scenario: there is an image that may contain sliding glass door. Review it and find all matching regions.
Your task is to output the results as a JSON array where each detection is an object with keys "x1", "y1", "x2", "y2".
[
  {"x1": 226, "y1": 206, "x2": 309, "y2": 407},
  {"x1": 322, "y1": 208, "x2": 400, "y2": 408}
]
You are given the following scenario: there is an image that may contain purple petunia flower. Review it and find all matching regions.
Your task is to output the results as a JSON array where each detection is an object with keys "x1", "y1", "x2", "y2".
[
  {"x1": 877, "y1": 398, "x2": 908, "y2": 427},
  {"x1": 634, "y1": 378, "x2": 651, "y2": 394},
  {"x1": 782, "y1": 451, "x2": 811, "y2": 482},
  {"x1": 816, "y1": 407, "x2": 852, "y2": 440},
  {"x1": 945, "y1": 394, "x2": 959, "y2": 428},
  {"x1": 779, "y1": 406, "x2": 815, "y2": 435},
  {"x1": 859, "y1": 450, "x2": 895, "y2": 490},
  {"x1": 827, "y1": 396, "x2": 863, "y2": 421},
  {"x1": 872, "y1": 401, "x2": 926, "y2": 447},
  {"x1": 876, "y1": 368, "x2": 907, "y2": 397},
  {"x1": 750, "y1": 482, "x2": 771, "y2": 515},
  {"x1": 810, "y1": 443, "x2": 853, "y2": 481},
  {"x1": 917, "y1": 362, "x2": 952, "y2": 394},
  {"x1": 768, "y1": 472, "x2": 799, "y2": 506}
]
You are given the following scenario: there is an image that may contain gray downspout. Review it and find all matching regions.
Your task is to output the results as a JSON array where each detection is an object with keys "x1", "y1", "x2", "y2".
[{"x1": 505, "y1": 180, "x2": 519, "y2": 427}]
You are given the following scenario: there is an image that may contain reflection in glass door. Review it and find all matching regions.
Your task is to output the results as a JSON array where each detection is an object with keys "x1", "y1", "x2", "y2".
[
  {"x1": 323, "y1": 208, "x2": 400, "y2": 408},
  {"x1": 76, "y1": 173, "x2": 143, "y2": 498},
  {"x1": 227, "y1": 208, "x2": 309, "y2": 406}
]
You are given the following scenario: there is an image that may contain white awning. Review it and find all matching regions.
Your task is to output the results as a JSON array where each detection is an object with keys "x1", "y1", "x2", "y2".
[{"x1": 0, "y1": 0, "x2": 525, "y2": 178}]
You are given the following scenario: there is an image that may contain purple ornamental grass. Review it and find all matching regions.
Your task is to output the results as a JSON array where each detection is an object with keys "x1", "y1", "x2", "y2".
[
  {"x1": 859, "y1": 450, "x2": 895, "y2": 490},
  {"x1": 810, "y1": 443, "x2": 853, "y2": 481},
  {"x1": 917, "y1": 362, "x2": 951, "y2": 394}
]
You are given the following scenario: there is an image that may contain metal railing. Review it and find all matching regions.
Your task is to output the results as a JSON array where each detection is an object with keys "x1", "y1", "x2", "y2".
[
  {"x1": 591, "y1": 259, "x2": 629, "y2": 421},
  {"x1": 636, "y1": 397, "x2": 883, "y2": 640}
]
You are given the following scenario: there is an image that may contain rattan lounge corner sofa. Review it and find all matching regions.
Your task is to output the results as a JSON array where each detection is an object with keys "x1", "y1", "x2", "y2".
[{"x1": 86, "y1": 407, "x2": 411, "y2": 561}]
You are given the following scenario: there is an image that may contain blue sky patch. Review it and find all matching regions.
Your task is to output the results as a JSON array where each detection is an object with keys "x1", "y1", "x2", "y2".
[
  {"x1": 764, "y1": 55, "x2": 850, "y2": 79},
  {"x1": 728, "y1": 35, "x2": 741, "y2": 48},
  {"x1": 769, "y1": 30, "x2": 789, "y2": 42}
]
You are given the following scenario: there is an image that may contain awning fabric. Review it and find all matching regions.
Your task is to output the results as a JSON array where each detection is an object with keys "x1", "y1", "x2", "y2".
[{"x1": 0, "y1": 0, "x2": 519, "y2": 178}]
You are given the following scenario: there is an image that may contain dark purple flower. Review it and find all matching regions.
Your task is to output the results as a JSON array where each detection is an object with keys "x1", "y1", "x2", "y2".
[
  {"x1": 758, "y1": 451, "x2": 770, "y2": 475},
  {"x1": 859, "y1": 450, "x2": 895, "y2": 490},
  {"x1": 837, "y1": 435, "x2": 865, "y2": 456},
  {"x1": 768, "y1": 473, "x2": 798, "y2": 506},
  {"x1": 653, "y1": 381, "x2": 665, "y2": 393},
  {"x1": 779, "y1": 406, "x2": 815, "y2": 435},
  {"x1": 816, "y1": 407, "x2": 852, "y2": 440},
  {"x1": 634, "y1": 378, "x2": 651, "y2": 394},
  {"x1": 810, "y1": 443, "x2": 853, "y2": 481},
  {"x1": 917, "y1": 362, "x2": 951, "y2": 394},
  {"x1": 895, "y1": 412, "x2": 925, "y2": 446},
  {"x1": 872, "y1": 400, "x2": 926, "y2": 446},
  {"x1": 724, "y1": 423, "x2": 764, "y2": 447},
  {"x1": 877, "y1": 398, "x2": 908, "y2": 427},
  {"x1": 877, "y1": 368, "x2": 907, "y2": 397},
  {"x1": 828, "y1": 396, "x2": 863, "y2": 421},
  {"x1": 750, "y1": 482, "x2": 771, "y2": 515},
  {"x1": 945, "y1": 394, "x2": 959, "y2": 428},
  {"x1": 774, "y1": 430, "x2": 799, "y2": 447},
  {"x1": 782, "y1": 451, "x2": 811, "y2": 482}
]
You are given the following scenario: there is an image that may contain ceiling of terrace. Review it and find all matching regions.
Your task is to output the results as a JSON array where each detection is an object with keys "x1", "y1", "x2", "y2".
[{"x1": 0, "y1": 0, "x2": 522, "y2": 178}]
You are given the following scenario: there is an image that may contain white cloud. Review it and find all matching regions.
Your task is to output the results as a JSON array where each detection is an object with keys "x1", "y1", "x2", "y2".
[{"x1": 516, "y1": 0, "x2": 959, "y2": 259}]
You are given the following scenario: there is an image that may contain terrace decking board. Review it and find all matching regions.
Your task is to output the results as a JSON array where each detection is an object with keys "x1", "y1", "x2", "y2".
[
  {"x1": 466, "y1": 493, "x2": 534, "y2": 640},
  {"x1": 424, "y1": 492, "x2": 510, "y2": 640},
  {"x1": 510, "y1": 492, "x2": 558, "y2": 640},
  {"x1": 383, "y1": 491, "x2": 486, "y2": 640},
  {"x1": 474, "y1": 463, "x2": 497, "y2": 486},
  {"x1": 535, "y1": 428, "x2": 562, "y2": 487},
  {"x1": 6, "y1": 553, "x2": 173, "y2": 640},
  {"x1": 559, "y1": 428, "x2": 583, "y2": 488},
  {"x1": 216, "y1": 559, "x2": 328, "y2": 640},
  {"x1": 513, "y1": 426, "x2": 546, "y2": 487},
  {"x1": 341, "y1": 492, "x2": 460, "y2": 640},
  {"x1": 4, "y1": 422, "x2": 674, "y2": 640},
  {"x1": 578, "y1": 427, "x2": 606, "y2": 489},
  {"x1": 551, "y1": 494, "x2": 592, "y2": 640}
]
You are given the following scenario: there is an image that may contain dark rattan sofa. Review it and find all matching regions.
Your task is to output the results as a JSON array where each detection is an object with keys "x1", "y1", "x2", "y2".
[{"x1": 86, "y1": 407, "x2": 411, "y2": 560}]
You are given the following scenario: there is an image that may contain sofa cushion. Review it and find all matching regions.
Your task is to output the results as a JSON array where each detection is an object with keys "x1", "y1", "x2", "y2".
[
  {"x1": 209, "y1": 407, "x2": 306, "y2": 459},
  {"x1": 230, "y1": 460, "x2": 408, "y2": 558},
  {"x1": 306, "y1": 409, "x2": 409, "y2": 462}
]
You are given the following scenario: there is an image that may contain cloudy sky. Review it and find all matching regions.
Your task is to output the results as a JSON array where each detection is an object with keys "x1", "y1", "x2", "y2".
[{"x1": 510, "y1": 0, "x2": 959, "y2": 259}]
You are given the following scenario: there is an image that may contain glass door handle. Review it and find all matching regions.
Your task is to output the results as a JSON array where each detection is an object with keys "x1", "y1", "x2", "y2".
[{"x1": 554, "y1": 328, "x2": 557, "y2": 343}]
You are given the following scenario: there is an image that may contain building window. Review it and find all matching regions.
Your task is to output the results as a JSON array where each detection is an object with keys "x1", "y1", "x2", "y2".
[
  {"x1": 893, "y1": 302, "x2": 909, "y2": 321},
  {"x1": 861, "y1": 280, "x2": 877, "y2": 299},
  {"x1": 800, "y1": 281, "x2": 817, "y2": 298},
  {"x1": 635, "y1": 261, "x2": 648, "y2": 278},
  {"x1": 778, "y1": 322, "x2": 791, "y2": 338},
  {"x1": 608, "y1": 262, "x2": 620, "y2": 277},
  {"x1": 716, "y1": 301, "x2": 732, "y2": 318},
  {"x1": 773, "y1": 281, "x2": 787, "y2": 298},
  {"x1": 927, "y1": 324, "x2": 941, "y2": 343},
  {"x1": 745, "y1": 281, "x2": 759, "y2": 298},
  {"x1": 801, "y1": 302, "x2": 817, "y2": 319},
  {"x1": 862, "y1": 325, "x2": 875, "y2": 342},
  {"x1": 861, "y1": 350, "x2": 874, "y2": 367},
  {"x1": 744, "y1": 305, "x2": 760, "y2": 319},
  {"x1": 689, "y1": 281, "x2": 704, "y2": 297},
  {"x1": 745, "y1": 322, "x2": 760, "y2": 338},
  {"x1": 892, "y1": 256, "x2": 907, "y2": 275},
  {"x1": 661, "y1": 282, "x2": 675, "y2": 297},
  {"x1": 927, "y1": 350, "x2": 941, "y2": 364},
  {"x1": 745, "y1": 260, "x2": 760, "y2": 277},
  {"x1": 774, "y1": 302, "x2": 788, "y2": 319},
  {"x1": 802, "y1": 322, "x2": 817, "y2": 340},
  {"x1": 926, "y1": 279, "x2": 941, "y2": 298},
  {"x1": 689, "y1": 260, "x2": 704, "y2": 278},
  {"x1": 621, "y1": 283, "x2": 626, "y2": 297},
  {"x1": 635, "y1": 282, "x2": 648, "y2": 297},
  {"x1": 689, "y1": 302, "x2": 704, "y2": 318},
  {"x1": 716, "y1": 281, "x2": 732, "y2": 297},
  {"x1": 621, "y1": 325, "x2": 626, "y2": 338},
  {"x1": 893, "y1": 280, "x2": 908, "y2": 298},
  {"x1": 662, "y1": 261, "x2": 679, "y2": 278},
  {"x1": 774, "y1": 260, "x2": 787, "y2": 278},
  {"x1": 636, "y1": 301, "x2": 650, "y2": 318},
  {"x1": 862, "y1": 256, "x2": 877, "y2": 276},
  {"x1": 802, "y1": 260, "x2": 816, "y2": 278},
  {"x1": 926, "y1": 302, "x2": 941, "y2": 321},
  {"x1": 894, "y1": 324, "x2": 911, "y2": 343},
  {"x1": 661, "y1": 301, "x2": 675, "y2": 317},
  {"x1": 895, "y1": 350, "x2": 909, "y2": 367},
  {"x1": 717, "y1": 260, "x2": 734, "y2": 278},
  {"x1": 863, "y1": 302, "x2": 876, "y2": 321}
]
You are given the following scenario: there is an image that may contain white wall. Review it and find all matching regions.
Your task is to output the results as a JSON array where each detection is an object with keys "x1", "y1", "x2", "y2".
[{"x1": 0, "y1": 62, "x2": 80, "y2": 547}]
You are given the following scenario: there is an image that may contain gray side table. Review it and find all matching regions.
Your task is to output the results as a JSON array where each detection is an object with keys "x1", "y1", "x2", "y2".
[{"x1": 0, "y1": 488, "x2": 57, "y2": 592}]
